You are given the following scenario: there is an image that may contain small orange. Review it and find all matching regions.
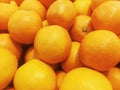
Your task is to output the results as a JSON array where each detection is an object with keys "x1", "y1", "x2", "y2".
[
  {"x1": 59, "y1": 67, "x2": 112, "y2": 90},
  {"x1": 70, "y1": 15, "x2": 92, "y2": 42},
  {"x1": 91, "y1": 0, "x2": 120, "y2": 35},
  {"x1": 34, "y1": 25, "x2": 72, "y2": 64},
  {"x1": 0, "y1": 48, "x2": 18, "y2": 90},
  {"x1": 79, "y1": 30, "x2": 120, "y2": 71},
  {"x1": 56, "y1": 70, "x2": 66, "y2": 90},
  {"x1": 20, "y1": 0, "x2": 46, "y2": 20},
  {"x1": 106, "y1": 67, "x2": 120, "y2": 90},
  {"x1": 61, "y1": 41, "x2": 83, "y2": 72},
  {"x1": 8, "y1": 10, "x2": 43, "y2": 44},
  {"x1": 39, "y1": 0, "x2": 55, "y2": 8},
  {"x1": 0, "y1": 33, "x2": 22, "y2": 59},
  {"x1": 0, "y1": 1, "x2": 18, "y2": 31},
  {"x1": 14, "y1": 59, "x2": 56, "y2": 90},
  {"x1": 46, "y1": 0, "x2": 77, "y2": 30}
]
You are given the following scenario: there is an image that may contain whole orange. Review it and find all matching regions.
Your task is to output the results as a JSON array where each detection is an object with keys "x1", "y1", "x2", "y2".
[
  {"x1": 46, "y1": 0, "x2": 77, "y2": 30},
  {"x1": 14, "y1": 59, "x2": 56, "y2": 90},
  {"x1": 8, "y1": 10, "x2": 43, "y2": 44},
  {"x1": 59, "y1": 67, "x2": 112, "y2": 90},
  {"x1": 91, "y1": 0, "x2": 120, "y2": 35},
  {"x1": 79, "y1": 30, "x2": 120, "y2": 71},
  {"x1": 0, "y1": 48, "x2": 18, "y2": 90},
  {"x1": 34, "y1": 25, "x2": 72, "y2": 64}
]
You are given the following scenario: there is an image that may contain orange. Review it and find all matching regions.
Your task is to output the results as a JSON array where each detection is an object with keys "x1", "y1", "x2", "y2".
[
  {"x1": 20, "y1": 0, "x2": 46, "y2": 20},
  {"x1": 0, "y1": 33, "x2": 22, "y2": 59},
  {"x1": 73, "y1": 0, "x2": 92, "y2": 15},
  {"x1": 34, "y1": 25, "x2": 72, "y2": 64},
  {"x1": 106, "y1": 67, "x2": 120, "y2": 90},
  {"x1": 0, "y1": 0, "x2": 10, "y2": 3},
  {"x1": 91, "y1": 1, "x2": 120, "y2": 35},
  {"x1": 13, "y1": 59, "x2": 56, "y2": 90},
  {"x1": 39, "y1": 0, "x2": 55, "y2": 8},
  {"x1": 59, "y1": 67, "x2": 112, "y2": 90},
  {"x1": 0, "y1": 48, "x2": 18, "y2": 90},
  {"x1": 79, "y1": 30, "x2": 120, "y2": 71},
  {"x1": 56, "y1": 70, "x2": 66, "y2": 90},
  {"x1": 8, "y1": 10, "x2": 43, "y2": 44},
  {"x1": 24, "y1": 46, "x2": 38, "y2": 62},
  {"x1": 61, "y1": 41, "x2": 83, "y2": 72},
  {"x1": 46, "y1": 0, "x2": 77, "y2": 30},
  {"x1": 91, "y1": 0, "x2": 109, "y2": 10},
  {"x1": 70, "y1": 15, "x2": 92, "y2": 42},
  {"x1": 0, "y1": 1, "x2": 18, "y2": 31}
]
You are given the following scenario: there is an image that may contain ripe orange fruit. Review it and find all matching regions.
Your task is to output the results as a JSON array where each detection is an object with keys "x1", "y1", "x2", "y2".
[
  {"x1": 0, "y1": 33, "x2": 22, "y2": 59},
  {"x1": 0, "y1": 1, "x2": 18, "y2": 31},
  {"x1": 106, "y1": 67, "x2": 120, "y2": 90},
  {"x1": 61, "y1": 41, "x2": 83, "y2": 72},
  {"x1": 0, "y1": 48, "x2": 18, "y2": 90},
  {"x1": 91, "y1": 0, "x2": 109, "y2": 10},
  {"x1": 46, "y1": 0, "x2": 77, "y2": 30},
  {"x1": 79, "y1": 30, "x2": 120, "y2": 71},
  {"x1": 56, "y1": 70, "x2": 66, "y2": 90},
  {"x1": 34, "y1": 25, "x2": 72, "y2": 64},
  {"x1": 8, "y1": 10, "x2": 43, "y2": 44},
  {"x1": 59, "y1": 67, "x2": 112, "y2": 90},
  {"x1": 91, "y1": 0, "x2": 120, "y2": 35},
  {"x1": 0, "y1": 0, "x2": 10, "y2": 3},
  {"x1": 70, "y1": 15, "x2": 92, "y2": 42},
  {"x1": 20, "y1": 0, "x2": 46, "y2": 20},
  {"x1": 73, "y1": 0, "x2": 92, "y2": 15},
  {"x1": 39, "y1": 0, "x2": 55, "y2": 8},
  {"x1": 14, "y1": 59, "x2": 56, "y2": 90}
]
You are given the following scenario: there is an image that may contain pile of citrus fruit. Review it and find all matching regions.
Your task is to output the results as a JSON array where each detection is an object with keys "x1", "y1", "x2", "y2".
[{"x1": 0, "y1": 0, "x2": 120, "y2": 90}]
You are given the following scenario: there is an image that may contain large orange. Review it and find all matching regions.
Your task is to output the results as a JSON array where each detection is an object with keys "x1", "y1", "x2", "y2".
[
  {"x1": 106, "y1": 67, "x2": 120, "y2": 90},
  {"x1": 0, "y1": 33, "x2": 22, "y2": 59},
  {"x1": 0, "y1": 48, "x2": 18, "y2": 90},
  {"x1": 39, "y1": 0, "x2": 55, "y2": 8},
  {"x1": 70, "y1": 15, "x2": 92, "y2": 42},
  {"x1": 59, "y1": 67, "x2": 112, "y2": 90},
  {"x1": 91, "y1": 0, "x2": 120, "y2": 35},
  {"x1": 61, "y1": 41, "x2": 83, "y2": 72},
  {"x1": 79, "y1": 30, "x2": 120, "y2": 71},
  {"x1": 46, "y1": 0, "x2": 77, "y2": 30},
  {"x1": 0, "y1": 1, "x2": 18, "y2": 31},
  {"x1": 13, "y1": 59, "x2": 56, "y2": 90},
  {"x1": 8, "y1": 10, "x2": 43, "y2": 44},
  {"x1": 20, "y1": 0, "x2": 46, "y2": 20},
  {"x1": 34, "y1": 25, "x2": 72, "y2": 64}
]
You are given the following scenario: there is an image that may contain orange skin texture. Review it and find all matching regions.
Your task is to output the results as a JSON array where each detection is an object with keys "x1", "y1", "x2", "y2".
[
  {"x1": 79, "y1": 30, "x2": 120, "y2": 71},
  {"x1": 0, "y1": 33, "x2": 22, "y2": 59},
  {"x1": 34, "y1": 25, "x2": 72, "y2": 64},
  {"x1": 8, "y1": 10, "x2": 43, "y2": 44},
  {"x1": 70, "y1": 15, "x2": 92, "y2": 42},
  {"x1": 91, "y1": 1, "x2": 120, "y2": 35},
  {"x1": 46, "y1": 0, "x2": 77, "y2": 30},
  {"x1": 106, "y1": 67, "x2": 120, "y2": 90}
]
